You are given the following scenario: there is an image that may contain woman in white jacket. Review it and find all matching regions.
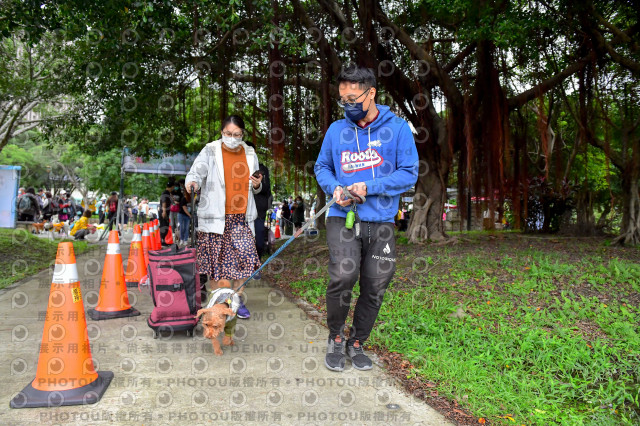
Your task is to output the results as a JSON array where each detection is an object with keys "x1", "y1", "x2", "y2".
[{"x1": 186, "y1": 115, "x2": 263, "y2": 319}]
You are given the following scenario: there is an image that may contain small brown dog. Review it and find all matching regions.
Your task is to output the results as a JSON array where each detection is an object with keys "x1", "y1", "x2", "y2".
[
  {"x1": 196, "y1": 279, "x2": 240, "y2": 356},
  {"x1": 196, "y1": 304, "x2": 235, "y2": 356},
  {"x1": 30, "y1": 221, "x2": 46, "y2": 234}
]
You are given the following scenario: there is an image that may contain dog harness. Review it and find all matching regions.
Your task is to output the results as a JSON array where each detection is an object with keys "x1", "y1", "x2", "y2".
[{"x1": 206, "y1": 288, "x2": 241, "y2": 322}]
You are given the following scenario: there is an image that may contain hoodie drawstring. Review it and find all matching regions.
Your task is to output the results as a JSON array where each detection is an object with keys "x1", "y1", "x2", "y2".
[{"x1": 354, "y1": 126, "x2": 375, "y2": 181}]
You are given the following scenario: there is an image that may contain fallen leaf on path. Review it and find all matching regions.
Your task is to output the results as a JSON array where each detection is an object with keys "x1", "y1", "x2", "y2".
[{"x1": 498, "y1": 414, "x2": 516, "y2": 422}]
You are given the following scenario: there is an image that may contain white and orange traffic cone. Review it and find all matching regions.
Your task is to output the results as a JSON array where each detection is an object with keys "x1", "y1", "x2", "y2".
[
  {"x1": 141, "y1": 222, "x2": 152, "y2": 268},
  {"x1": 88, "y1": 230, "x2": 140, "y2": 320},
  {"x1": 152, "y1": 219, "x2": 161, "y2": 250},
  {"x1": 275, "y1": 219, "x2": 281, "y2": 239},
  {"x1": 10, "y1": 242, "x2": 113, "y2": 408},
  {"x1": 125, "y1": 224, "x2": 146, "y2": 288}
]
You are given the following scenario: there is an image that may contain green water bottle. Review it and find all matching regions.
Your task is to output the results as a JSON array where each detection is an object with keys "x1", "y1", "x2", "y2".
[{"x1": 345, "y1": 209, "x2": 355, "y2": 229}]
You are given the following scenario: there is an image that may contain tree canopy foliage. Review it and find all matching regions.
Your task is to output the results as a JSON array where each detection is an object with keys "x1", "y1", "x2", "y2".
[{"x1": 0, "y1": 0, "x2": 638, "y2": 243}]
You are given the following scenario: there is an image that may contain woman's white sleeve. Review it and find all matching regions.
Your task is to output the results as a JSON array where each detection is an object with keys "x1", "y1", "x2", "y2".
[{"x1": 186, "y1": 147, "x2": 210, "y2": 188}]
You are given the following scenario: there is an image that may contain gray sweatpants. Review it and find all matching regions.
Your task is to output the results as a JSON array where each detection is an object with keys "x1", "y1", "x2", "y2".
[{"x1": 325, "y1": 216, "x2": 397, "y2": 343}]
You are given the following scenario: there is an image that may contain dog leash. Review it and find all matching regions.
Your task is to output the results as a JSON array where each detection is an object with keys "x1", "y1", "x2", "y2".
[{"x1": 230, "y1": 186, "x2": 365, "y2": 297}]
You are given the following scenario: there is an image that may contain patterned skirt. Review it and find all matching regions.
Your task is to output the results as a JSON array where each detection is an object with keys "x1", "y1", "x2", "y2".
[{"x1": 196, "y1": 214, "x2": 261, "y2": 281}]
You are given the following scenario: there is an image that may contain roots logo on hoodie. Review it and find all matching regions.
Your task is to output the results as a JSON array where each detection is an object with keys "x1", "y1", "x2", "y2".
[{"x1": 340, "y1": 148, "x2": 383, "y2": 173}]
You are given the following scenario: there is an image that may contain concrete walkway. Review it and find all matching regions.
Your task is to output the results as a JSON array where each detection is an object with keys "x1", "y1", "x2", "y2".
[{"x1": 1, "y1": 237, "x2": 451, "y2": 425}]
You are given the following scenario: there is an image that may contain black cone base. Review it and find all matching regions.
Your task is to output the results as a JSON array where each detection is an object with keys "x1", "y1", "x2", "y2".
[
  {"x1": 88, "y1": 307, "x2": 140, "y2": 320},
  {"x1": 126, "y1": 281, "x2": 138, "y2": 288},
  {"x1": 10, "y1": 371, "x2": 114, "y2": 408}
]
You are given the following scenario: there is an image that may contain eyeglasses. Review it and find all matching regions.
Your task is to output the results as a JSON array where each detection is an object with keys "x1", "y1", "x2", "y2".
[
  {"x1": 222, "y1": 130, "x2": 244, "y2": 138},
  {"x1": 337, "y1": 88, "x2": 371, "y2": 108}
]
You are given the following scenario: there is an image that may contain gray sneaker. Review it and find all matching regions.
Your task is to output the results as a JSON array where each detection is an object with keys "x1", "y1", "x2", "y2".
[
  {"x1": 347, "y1": 340, "x2": 373, "y2": 370},
  {"x1": 325, "y1": 335, "x2": 346, "y2": 372}
]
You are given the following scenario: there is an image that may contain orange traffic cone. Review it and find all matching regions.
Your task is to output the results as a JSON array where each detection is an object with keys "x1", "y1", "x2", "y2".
[
  {"x1": 155, "y1": 219, "x2": 162, "y2": 249},
  {"x1": 165, "y1": 221, "x2": 174, "y2": 245},
  {"x1": 147, "y1": 220, "x2": 155, "y2": 250},
  {"x1": 141, "y1": 222, "x2": 151, "y2": 269},
  {"x1": 10, "y1": 242, "x2": 113, "y2": 408},
  {"x1": 125, "y1": 224, "x2": 146, "y2": 288},
  {"x1": 88, "y1": 231, "x2": 140, "y2": 320},
  {"x1": 275, "y1": 219, "x2": 281, "y2": 239},
  {"x1": 157, "y1": 219, "x2": 163, "y2": 248},
  {"x1": 152, "y1": 219, "x2": 160, "y2": 250},
  {"x1": 148, "y1": 220, "x2": 155, "y2": 249},
  {"x1": 148, "y1": 220, "x2": 155, "y2": 250}
]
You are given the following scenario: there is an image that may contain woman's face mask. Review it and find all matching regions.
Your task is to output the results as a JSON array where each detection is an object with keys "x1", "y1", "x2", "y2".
[
  {"x1": 221, "y1": 135, "x2": 242, "y2": 149},
  {"x1": 221, "y1": 129, "x2": 243, "y2": 149}
]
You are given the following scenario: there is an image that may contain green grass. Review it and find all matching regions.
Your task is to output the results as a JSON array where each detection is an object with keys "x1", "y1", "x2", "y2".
[
  {"x1": 274, "y1": 232, "x2": 640, "y2": 425},
  {"x1": 0, "y1": 228, "x2": 90, "y2": 289}
]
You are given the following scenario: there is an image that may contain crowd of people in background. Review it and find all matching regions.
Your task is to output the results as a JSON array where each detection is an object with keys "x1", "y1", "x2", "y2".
[
  {"x1": 14, "y1": 178, "x2": 197, "y2": 243},
  {"x1": 16, "y1": 186, "x2": 97, "y2": 239},
  {"x1": 15, "y1": 186, "x2": 94, "y2": 239},
  {"x1": 15, "y1": 184, "x2": 410, "y2": 243},
  {"x1": 266, "y1": 195, "x2": 309, "y2": 235},
  {"x1": 16, "y1": 187, "x2": 80, "y2": 224}
]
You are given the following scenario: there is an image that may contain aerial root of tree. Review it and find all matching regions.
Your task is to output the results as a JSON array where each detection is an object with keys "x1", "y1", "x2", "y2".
[
  {"x1": 613, "y1": 189, "x2": 640, "y2": 246},
  {"x1": 430, "y1": 237, "x2": 460, "y2": 247},
  {"x1": 407, "y1": 196, "x2": 447, "y2": 243}
]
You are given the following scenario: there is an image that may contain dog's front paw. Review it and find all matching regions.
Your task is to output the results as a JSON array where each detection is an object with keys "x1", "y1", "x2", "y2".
[
  {"x1": 222, "y1": 335, "x2": 234, "y2": 346},
  {"x1": 214, "y1": 348, "x2": 224, "y2": 356}
]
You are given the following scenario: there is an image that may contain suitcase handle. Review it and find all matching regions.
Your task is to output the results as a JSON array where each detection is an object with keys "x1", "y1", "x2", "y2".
[
  {"x1": 189, "y1": 188, "x2": 197, "y2": 248},
  {"x1": 156, "y1": 283, "x2": 184, "y2": 292}
]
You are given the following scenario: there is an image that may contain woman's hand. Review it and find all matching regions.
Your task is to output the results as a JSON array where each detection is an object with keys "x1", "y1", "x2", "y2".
[
  {"x1": 186, "y1": 181, "x2": 199, "y2": 194},
  {"x1": 250, "y1": 174, "x2": 263, "y2": 189}
]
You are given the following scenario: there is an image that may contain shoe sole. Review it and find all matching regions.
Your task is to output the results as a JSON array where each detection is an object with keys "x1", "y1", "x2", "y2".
[
  {"x1": 349, "y1": 362, "x2": 373, "y2": 371},
  {"x1": 237, "y1": 315, "x2": 250, "y2": 319},
  {"x1": 324, "y1": 358, "x2": 345, "y2": 372}
]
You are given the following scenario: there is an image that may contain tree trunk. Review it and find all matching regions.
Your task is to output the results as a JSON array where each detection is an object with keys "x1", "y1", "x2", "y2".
[
  {"x1": 407, "y1": 102, "x2": 450, "y2": 242},
  {"x1": 575, "y1": 186, "x2": 596, "y2": 235},
  {"x1": 467, "y1": 40, "x2": 508, "y2": 231},
  {"x1": 220, "y1": 47, "x2": 229, "y2": 124},
  {"x1": 407, "y1": 167, "x2": 447, "y2": 241},
  {"x1": 315, "y1": 181, "x2": 326, "y2": 230},
  {"x1": 615, "y1": 137, "x2": 640, "y2": 245},
  {"x1": 312, "y1": 43, "x2": 334, "y2": 231},
  {"x1": 596, "y1": 197, "x2": 612, "y2": 230},
  {"x1": 268, "y1": 0, "x2": 285, "y2": 163},
  {"x1": 617, "y1": 178, "x2": 640, "y2": 245}
]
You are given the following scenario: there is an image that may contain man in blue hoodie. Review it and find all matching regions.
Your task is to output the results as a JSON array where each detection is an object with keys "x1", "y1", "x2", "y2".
[{"x1": 315, "y1": 64, "x2": 419, "y2": 372}]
